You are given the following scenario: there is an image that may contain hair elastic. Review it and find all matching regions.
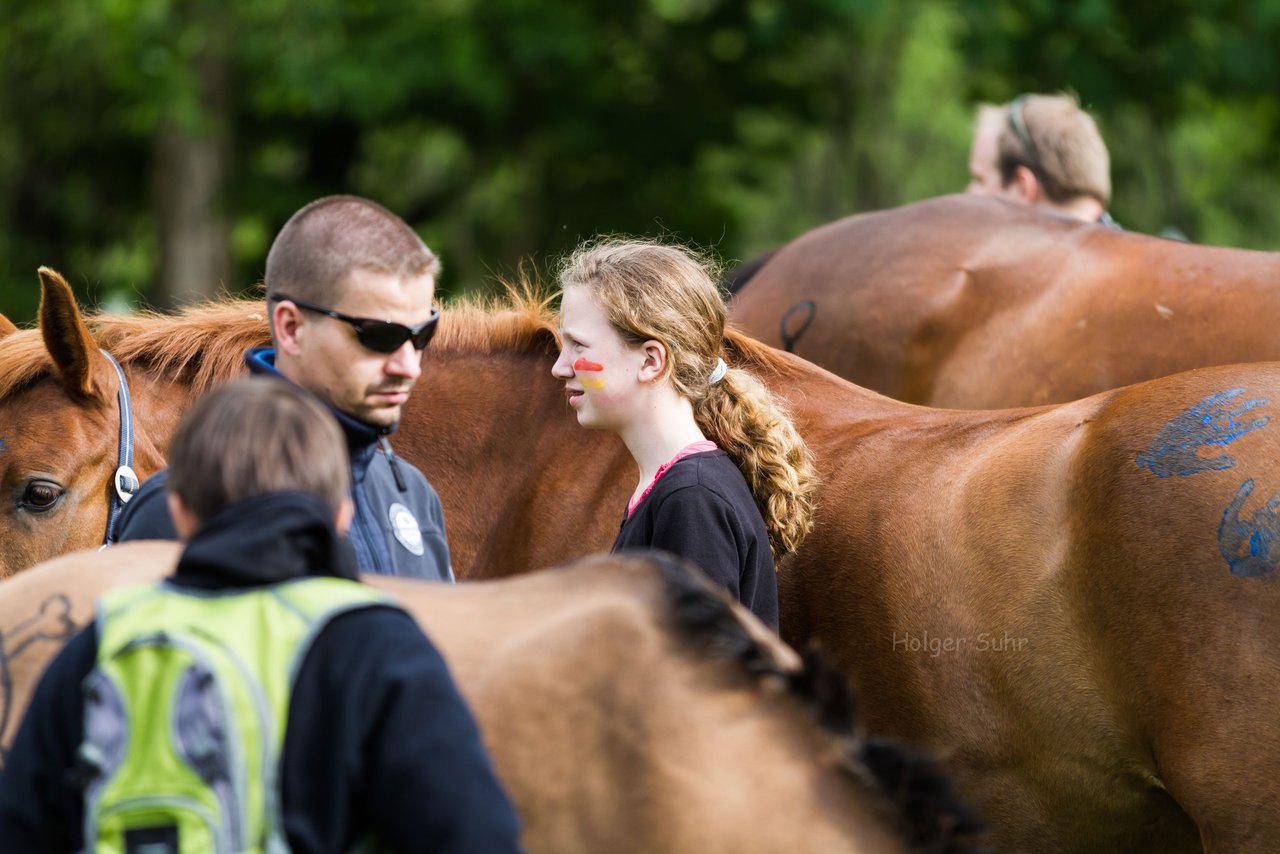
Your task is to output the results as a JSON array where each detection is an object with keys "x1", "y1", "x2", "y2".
[{"x1": 708, "y1": 357, "x2": 728, "y2": 385}]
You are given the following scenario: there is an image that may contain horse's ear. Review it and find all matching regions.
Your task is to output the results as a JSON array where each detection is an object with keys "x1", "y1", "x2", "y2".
[
  {"x1": 38, "y1": 267, "x2": 104, "y2": 399},
  {"x1": 0, "y1": 313, "x2": 16, "y2": 340}
]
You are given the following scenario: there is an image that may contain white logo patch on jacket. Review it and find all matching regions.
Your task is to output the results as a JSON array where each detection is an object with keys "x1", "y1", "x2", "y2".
[{"x1": 388, "y1": 502, "x2": 425, "y2": 556}]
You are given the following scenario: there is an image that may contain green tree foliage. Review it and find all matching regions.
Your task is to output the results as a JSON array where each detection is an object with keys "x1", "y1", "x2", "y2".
[
  {"x1": 959, "y1": 0, "x2": 1280, "y2": 246},
  {"x1": 703, "y1": 0, "x2": 972, "y2": 259},
  {"x1": 0, "y1": 0, "x2": 1278, "y2": 318},
  {"x1": 0, "y1": 0, "x2": 907, "y2": 315}
]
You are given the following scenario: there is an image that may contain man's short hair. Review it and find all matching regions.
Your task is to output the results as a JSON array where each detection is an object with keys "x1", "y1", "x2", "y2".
[
  {"x1": 980, "y1": 93, "x2": 1111, "y2": 207},
  {"x1": 167, "y1": 377, "x2": 350, "y2": 522},
  {"x1": 264, "y1": 195, "x2": 442, "y2": 307}
]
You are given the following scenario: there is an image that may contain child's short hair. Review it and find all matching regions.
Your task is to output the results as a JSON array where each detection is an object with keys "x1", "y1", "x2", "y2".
[{"x1": 166, "y1": 377, "x2": 349, "y2": 522}]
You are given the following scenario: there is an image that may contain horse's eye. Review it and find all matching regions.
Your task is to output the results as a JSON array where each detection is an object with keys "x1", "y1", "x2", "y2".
[{"x1": 20, "y1": 480, "x2": 64, "y2": 512}]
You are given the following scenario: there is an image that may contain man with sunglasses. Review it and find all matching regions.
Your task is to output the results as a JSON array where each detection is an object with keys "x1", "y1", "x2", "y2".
[
  {"x1": 966, "y1": 92, "x2": 1117, "y2": 226},
  {"x1": 118, "y1": 195, "x2": 455, "y2": 582}
]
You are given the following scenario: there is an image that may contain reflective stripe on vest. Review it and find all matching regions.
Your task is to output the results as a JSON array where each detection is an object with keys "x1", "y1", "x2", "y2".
[{"x1": 81, "y1": 577, "x2": 391, "y2": 854}]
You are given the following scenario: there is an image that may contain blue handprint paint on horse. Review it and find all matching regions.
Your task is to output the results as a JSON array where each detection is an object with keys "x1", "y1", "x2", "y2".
[
  {"x1": 1219, "y1": 479, "x2": 1280, "y2": 578},
  {"x1": 1136, "y1": 389, "x2": 1269, "y2": 477}
]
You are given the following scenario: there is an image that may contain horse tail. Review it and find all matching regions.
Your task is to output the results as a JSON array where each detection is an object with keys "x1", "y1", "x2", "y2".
[{"x1": 652, "y1": 552, "x2": 987, "y2": 853}]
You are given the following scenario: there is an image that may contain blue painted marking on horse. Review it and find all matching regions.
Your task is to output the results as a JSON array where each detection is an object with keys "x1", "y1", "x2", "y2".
[
  {"x1": 1218, "y1": 479, "x2": 1280, "y2": 578},
  {"x1": 1136, "y1": 388, "x2": 1269, "y2": 477}
]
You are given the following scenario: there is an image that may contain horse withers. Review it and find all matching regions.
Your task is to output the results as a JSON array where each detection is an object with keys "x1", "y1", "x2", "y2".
[
  {"x1": 730, "y1": 194, "x2": 1280, "y2": 408},
  {"x1": 0, "y1": 543, "x2": 980, "y2": 854}
]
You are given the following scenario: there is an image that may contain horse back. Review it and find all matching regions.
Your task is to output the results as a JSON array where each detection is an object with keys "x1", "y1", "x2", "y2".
[
  {"x1": 732, "y1": 195, "x2": 1082, "y2": 399},
  {"x1": 735, "y1": 195, "x2": 1280, "y2": 408}
]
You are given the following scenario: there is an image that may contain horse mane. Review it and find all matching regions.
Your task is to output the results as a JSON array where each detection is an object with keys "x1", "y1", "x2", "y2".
[
  {"x1": 651, "y1": 552, "x2": 987, "y2": 854},
  {"x1": 0, "y1": 283, "x2": 563, "y2": 403},
  {"x1": 0, "y1": 281, "x2": 785, "y2": 406},
  {"x1": 437, "y1": 282, "x2": 560, "y2": 357},
  {"x1": 440, "y1": 286, "x2": 799, "y2": 381},
  {"x1": 0, "y1": 298, "x2": 271, "y2": 402},
  {"x1": 93, "y1": 299, "x2": 272, "y2": 392},
  {"x1": 447, "y1": 278, "x2": 792, "y2": 377}
]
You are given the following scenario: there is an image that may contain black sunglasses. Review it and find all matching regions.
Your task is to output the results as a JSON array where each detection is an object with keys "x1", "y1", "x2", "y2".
[{"x1": 271, "y1": 294, "x2": 439, "y2": 354}]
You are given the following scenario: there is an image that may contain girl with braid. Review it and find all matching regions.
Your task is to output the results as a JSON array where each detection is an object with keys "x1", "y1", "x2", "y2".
[{"x1": 552, "y1": 239, "x2": 817, "y2": 629}]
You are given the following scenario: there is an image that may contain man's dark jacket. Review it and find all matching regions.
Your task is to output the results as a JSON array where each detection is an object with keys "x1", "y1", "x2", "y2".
[
  {"x1": 0, "y1": 492, "x2": 522, "y2": 852},
  {"x1": 118, "y1": 348, "x2": 452, "y2": 581}
]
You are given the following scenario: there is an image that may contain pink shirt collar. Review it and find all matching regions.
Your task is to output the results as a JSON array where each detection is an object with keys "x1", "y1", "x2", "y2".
[{"x1": 627, "y1": 440, "x2": 719, "y2": 517}]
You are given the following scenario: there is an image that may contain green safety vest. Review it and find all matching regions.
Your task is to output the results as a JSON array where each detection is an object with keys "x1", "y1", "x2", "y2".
[{"x1": 78, "y1": 576, "x2": 392, "y2": 854}]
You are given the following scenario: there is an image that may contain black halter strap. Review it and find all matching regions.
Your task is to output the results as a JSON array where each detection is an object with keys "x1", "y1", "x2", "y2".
[{"x1": 101, "y1": 350, "x2": 138, "y2": 546}]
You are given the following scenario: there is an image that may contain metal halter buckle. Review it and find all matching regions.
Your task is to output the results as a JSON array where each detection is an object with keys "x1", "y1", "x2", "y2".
[{"x1": 114, "y1": 465, "x2": 139, "y2": 504}]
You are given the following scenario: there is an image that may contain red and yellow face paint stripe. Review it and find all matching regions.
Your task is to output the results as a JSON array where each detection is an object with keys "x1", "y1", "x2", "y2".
[{"x1": 574, "y1": 358, "x2": 607, "y2": 389}]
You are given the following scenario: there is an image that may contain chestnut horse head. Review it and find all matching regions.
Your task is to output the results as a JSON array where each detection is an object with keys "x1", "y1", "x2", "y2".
[
  {"x1": 730, "y1": 194, "x2": 1280, "y2": 408},
  {"x1": 0, "y1": 269, "x2": 267, "y2": 578},
  {"x1": 0, "y1": 274, "x2": 608, "y2": 581},
  {"x1": 0, "y1": 544, "x2": 983, "y2": 853}
]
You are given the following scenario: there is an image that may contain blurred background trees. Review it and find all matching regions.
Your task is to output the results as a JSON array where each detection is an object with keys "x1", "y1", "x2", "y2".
[{"x1": 0, "y1": 0, "x2": 1276, "y2": 316}]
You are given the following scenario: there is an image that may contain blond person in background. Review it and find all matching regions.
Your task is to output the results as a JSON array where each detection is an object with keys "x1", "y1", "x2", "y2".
[{"x1": 966, "y1": 92, "x2": 1117, "y2": 226}]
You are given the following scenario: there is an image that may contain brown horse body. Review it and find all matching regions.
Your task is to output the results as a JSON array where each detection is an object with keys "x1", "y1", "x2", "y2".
[
  {"x1": 0, "y1": 544, "x2": 967, "y2": 854},
  {"x1": 730, "y1": 194, "x2": 1280, "y2": 408},
  {"x1": 3, "y1": 273, "x2": 1280, "y2": 849}
]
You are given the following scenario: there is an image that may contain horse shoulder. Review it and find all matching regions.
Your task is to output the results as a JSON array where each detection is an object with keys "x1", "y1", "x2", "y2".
[{"x1": 1046, "y1": 367, "x2": 1280, "y2": 847}]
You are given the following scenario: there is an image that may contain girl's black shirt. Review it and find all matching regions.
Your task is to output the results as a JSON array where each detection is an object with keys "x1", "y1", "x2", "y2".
[{"x1": 612, "y1": 449, "x2": 779, "y2": 629}]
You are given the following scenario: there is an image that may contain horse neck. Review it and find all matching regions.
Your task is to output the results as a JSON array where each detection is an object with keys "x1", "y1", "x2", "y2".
[
  {"x1": 597, "y1": 617, "x2": 906, "y2": 853},
  {"x1": 408, "y1": 338, "x2": 919, "y2": 579},
  {"x1": 0, "y1": 544, "x2": 179, "y2": 757}
]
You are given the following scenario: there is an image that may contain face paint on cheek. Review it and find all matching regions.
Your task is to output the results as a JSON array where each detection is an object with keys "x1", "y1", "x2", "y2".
[{"x1": 574, "y1": 358, "x2": 607, "y2": 389}]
